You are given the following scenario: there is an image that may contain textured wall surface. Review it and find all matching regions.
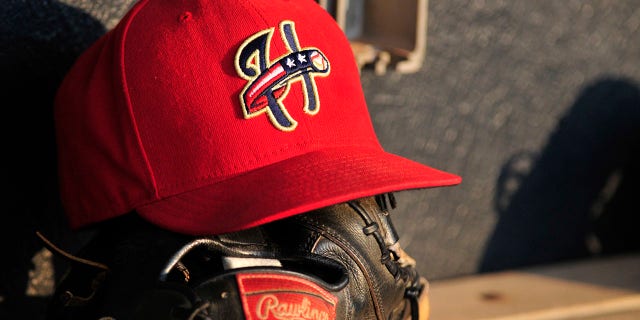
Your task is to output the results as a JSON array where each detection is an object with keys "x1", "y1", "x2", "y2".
[
  {"x1": 363, "y1": 0, "x2": 640, "y2": 280},
  {"x1": 2, "y1": 1, "x2": 639, "y2": 319}
]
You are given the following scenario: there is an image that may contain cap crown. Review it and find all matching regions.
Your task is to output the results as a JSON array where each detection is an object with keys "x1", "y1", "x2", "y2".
[{"x1": 55, "y1": 0, "x2": 379, "y2": 228}]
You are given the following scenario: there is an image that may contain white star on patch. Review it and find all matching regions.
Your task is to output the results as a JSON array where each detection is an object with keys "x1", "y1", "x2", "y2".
[
  {"x1": 297, "y1": 53, "x2": 307, "y2": 63},
  {"x1": 286, "y1": 57, "x2": 296, "y2": 68}
]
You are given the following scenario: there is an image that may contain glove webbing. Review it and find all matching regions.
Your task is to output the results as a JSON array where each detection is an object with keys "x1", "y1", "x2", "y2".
[{"x1": 348, "y1": 194, "x2": 423, "y2": 320}]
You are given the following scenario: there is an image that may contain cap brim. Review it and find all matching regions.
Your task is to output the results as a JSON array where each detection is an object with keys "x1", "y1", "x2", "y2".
[{"x1": 137, "y1": 147, "x2": 461, "y2": 235}]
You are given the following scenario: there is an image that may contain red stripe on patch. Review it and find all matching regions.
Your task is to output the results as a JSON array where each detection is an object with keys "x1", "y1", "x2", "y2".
[{"x1": 237, "y1": 273, "x2": 338, "y2": 320}]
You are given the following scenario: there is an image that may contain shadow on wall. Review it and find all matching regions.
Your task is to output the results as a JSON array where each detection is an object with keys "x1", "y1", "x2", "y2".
[
  {"x1": 0, "y1": 1, "x2": 105, "y2": 318},
  {"x1": 480, "y1": 78, "x2": 640, "y2": 273}
]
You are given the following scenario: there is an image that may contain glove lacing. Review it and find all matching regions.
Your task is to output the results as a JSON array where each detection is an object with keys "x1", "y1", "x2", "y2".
[{"x1": 348, "y1": 193, "x2": 424, "y2": 320}]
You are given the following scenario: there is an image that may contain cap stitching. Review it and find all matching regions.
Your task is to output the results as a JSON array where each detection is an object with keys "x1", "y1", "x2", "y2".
[
  {"x1": 158, "y1": 141, "x2": 381, "y2": 193},
  {"x1": 242, "y1": 0, "x2": 271, "y2": 26},
  {"x1": 118, "y1": 0, "x2": 160, "y2": 200}
]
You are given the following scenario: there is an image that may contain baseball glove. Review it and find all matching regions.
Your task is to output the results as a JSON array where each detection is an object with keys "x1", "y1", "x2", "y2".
[{"x1": 40, "y1": 193, "x2": 429, "y2": 320}]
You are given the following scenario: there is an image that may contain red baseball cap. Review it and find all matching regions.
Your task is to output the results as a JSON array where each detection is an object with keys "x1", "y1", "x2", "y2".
[{"x1": 54, "y1": 0, "x2": 461, "y2": 235}]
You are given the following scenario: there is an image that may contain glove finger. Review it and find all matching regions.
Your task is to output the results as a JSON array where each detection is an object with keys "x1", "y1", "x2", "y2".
[{"x1": 262, "y1": 194, "x2": 427, "y2": 320}]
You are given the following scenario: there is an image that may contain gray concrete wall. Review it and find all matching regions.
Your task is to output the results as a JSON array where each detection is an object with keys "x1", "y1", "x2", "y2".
[{"x1": 363, "y1": 0, "x2": 640, "y2": 280}]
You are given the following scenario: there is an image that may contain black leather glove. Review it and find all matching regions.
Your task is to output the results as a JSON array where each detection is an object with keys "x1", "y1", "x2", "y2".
[{"x1": 41, "y1": 193, "x2": 428, "y2": 320}]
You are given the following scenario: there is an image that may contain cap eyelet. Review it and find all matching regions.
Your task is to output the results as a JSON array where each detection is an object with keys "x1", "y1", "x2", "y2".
[{"x1": 179, "y1": 11, "x2": 192, "y2": 23}]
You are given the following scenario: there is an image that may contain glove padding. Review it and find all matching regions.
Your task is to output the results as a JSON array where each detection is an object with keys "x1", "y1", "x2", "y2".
[{"x1": 42, "y1": 194, "x2": 428, "y2": 320}]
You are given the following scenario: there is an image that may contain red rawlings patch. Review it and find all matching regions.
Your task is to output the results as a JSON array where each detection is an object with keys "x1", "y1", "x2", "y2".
[{"x1": 236, "y1": 272, "x2": 338, "y2": 320}]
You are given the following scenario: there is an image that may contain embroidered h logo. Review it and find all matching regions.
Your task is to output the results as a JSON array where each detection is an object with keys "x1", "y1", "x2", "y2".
[{"x1": 235, "y1": 21, "x2": 330, "y2": 131}]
